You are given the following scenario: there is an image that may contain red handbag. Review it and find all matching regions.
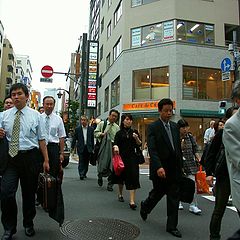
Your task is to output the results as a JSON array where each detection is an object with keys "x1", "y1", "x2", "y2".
[{"x1": 112, "y1": 154, "x2": 125, "y2": 176}]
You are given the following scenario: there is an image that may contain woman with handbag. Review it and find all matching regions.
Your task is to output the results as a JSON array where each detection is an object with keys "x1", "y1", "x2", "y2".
[
  {"x1": 112, "y1": 113, "x2": 141, "y2": 210},
  {"x1": 177, "y1": 119, "x2": 202, "y2": 215},
  {"x1": 205, "y1": 106, "x2": 238, "y2": 240}
]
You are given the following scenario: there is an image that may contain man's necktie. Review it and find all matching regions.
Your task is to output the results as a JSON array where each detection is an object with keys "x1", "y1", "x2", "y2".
[
  {"x1": 9, "y1": 110, "x2": 21, "y2": 157},
  {"x1": 165, "y1": 123, "x2": 174, "y2": 150}
]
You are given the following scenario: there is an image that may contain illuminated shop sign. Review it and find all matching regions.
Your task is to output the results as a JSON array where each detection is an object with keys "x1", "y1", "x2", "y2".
[
  {"x1": 123, "y1": 101, "x2": 176, "y2": 111},
  {"x1": 86, "y1": 41, "x2": 98, "y2": 108}
]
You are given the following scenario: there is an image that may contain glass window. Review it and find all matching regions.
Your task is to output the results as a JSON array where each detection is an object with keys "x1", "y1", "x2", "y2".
[
  {"x1": 100, "y1": 45, "x2": 103, "y2": 61},
  {"x1": 101, "y1": 18, "x2": 104, "y2": 33},
  {"x1": 97, "y1": 102, "x2": 101, "y2": 116},
  {"x1": 131, "y1": 28, "x2": 142, "y2": 47},
  {"x1": 183, "y1": 66, "x2": 232, "y2": 100},
  {"x1": 113, "y1": 37, "x2": 122, "y2": 61},
  {"x1": 132, "y1": 0, "x2": 142, "y2": 7},
  {"x1": 107, "y1": 21, "x2": 111, "y2": 38},
  {"x1": 205, "y1": 24, "x2": 214, "y2": 44},
  {"x1": 176, "y1": 21, "x2": 186, "y2": 41},
  {"x1": 143, "y1": 0, "x2": 158, "y2": 3},
  {"x1": 133, "y1": 67, "x2": 169, "y2": 100},
  {"x1": 104, "y1": 87, "x2": 109, "y2": 112},
  {"x1": 114, "y1": 1, "x2": 122, "y2": 26},
  {"x1": 142, "y1": 23, "x2": 163, "y2": 46},
  {"x1": 133, "y1": 69, "x2": 150, "y2": 100},
  {"x1": 183, "y1": 66, "x2": 198, "y2": 99},
  {"x1": 151, "y1": 67, "x2": 169, "y2": 99},
  {"x1": 111, "y1": 76, "x2": 120, "y2": 108},
  {"x1": 186, "y1": 22, "x2": 204, "y2": 44},
  {"x1": 106, "y1": 53, "x2": 110, "y2": 71},
  {"x1": 177, "y1": 20, "x2": 214, "y2": 45}
]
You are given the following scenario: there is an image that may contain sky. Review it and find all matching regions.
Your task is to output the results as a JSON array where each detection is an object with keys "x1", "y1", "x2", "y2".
[{"x1": 0, "y1": 0, "x2": 90, "y2": 94}]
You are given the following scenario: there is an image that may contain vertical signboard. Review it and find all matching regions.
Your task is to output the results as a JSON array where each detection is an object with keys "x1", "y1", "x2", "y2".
[
  {"x1": 86, "y1": 41, "x2": 98, "y2": 108},
  {"x1": 163, "y1": 20, "x2": 174, "y2": 41}
]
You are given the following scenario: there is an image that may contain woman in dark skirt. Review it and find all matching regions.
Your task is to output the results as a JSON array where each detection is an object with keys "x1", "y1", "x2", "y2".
[{"x1": 113, "y1": 113, "x2": 141, "y2": 210}]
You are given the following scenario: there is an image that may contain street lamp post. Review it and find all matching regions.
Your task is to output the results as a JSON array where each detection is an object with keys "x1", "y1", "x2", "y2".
[
  {"x1": 229, "y1": 31, "x2": 240, "y2": 84},
  {"x1": 57, "y1": 88, "x2": 70, "y2": 135}
]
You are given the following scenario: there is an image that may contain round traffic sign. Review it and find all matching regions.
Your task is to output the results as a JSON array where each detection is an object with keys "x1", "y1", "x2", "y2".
[{"x1": 41, "y1": 65, "x2": 53, "y2": 78}]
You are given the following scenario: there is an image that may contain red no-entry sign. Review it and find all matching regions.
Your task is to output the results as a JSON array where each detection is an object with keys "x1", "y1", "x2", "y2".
[{"x1": 41, "y1": 65, "x2": 53, "y2": 78}]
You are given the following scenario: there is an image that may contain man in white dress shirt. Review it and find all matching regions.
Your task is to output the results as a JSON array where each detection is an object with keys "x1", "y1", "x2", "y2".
[
  {"x1": 42, "y1": 96, "x2": 66, "y2": 178},
  {"x1": 0, "y1": 83, "x2": 49, "y2": 240}
]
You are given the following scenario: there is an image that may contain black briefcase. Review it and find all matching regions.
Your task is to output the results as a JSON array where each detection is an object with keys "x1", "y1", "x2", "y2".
[
  {"x1": 179, "y1": 177, "x2": 195, "y2": 204},
  {"x1": 37, "y1": 173, "x2": 57, "y2": 211}
]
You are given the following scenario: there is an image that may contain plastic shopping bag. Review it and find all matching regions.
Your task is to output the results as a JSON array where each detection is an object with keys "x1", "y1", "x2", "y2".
[
  {"x1": 112, "y1": 154, "x2": 125, "y2": 176},
  {"x1": 195, "y1": 165, "x2": 210, "y2": 194}
]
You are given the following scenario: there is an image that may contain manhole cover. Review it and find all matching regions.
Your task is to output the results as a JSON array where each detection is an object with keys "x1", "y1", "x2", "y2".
[{"x1": 60, "y1": 218, "x2": 140, "y2": 240}]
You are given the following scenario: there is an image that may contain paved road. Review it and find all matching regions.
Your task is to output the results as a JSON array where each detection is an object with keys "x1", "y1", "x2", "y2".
[{"x1": 0, "y1": 160, "x2": 239, "y2": 239}]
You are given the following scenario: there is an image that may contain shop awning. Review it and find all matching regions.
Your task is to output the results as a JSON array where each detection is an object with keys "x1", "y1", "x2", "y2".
[
  {"x1": 180, "y1": 109, "x2": 224, "y2": 118},
  {"x1": 122, "y1": 111, "x2": 159, "y2": 118}
]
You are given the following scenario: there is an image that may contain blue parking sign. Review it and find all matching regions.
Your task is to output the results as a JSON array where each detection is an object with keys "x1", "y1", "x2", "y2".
[{"x1": 221, "y1": 58, "x2": 231, "y2": 72}]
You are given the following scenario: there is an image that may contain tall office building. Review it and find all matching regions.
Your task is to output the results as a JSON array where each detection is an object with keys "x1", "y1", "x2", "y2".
[
  {"x1": 0, "y1": 21, "x2": 4, "y2": 84},
  {"x1": 90, "y1": 0, "x2": 240, "y2": 146},
  {"x1": 0, "y1": 38, "x2": 16, "y2": 100}
]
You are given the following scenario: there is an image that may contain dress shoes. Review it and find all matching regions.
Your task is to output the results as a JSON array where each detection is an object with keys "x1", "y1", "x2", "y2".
[
  {"x1": 80, "y1": 176, "x2": 84, "y2": 180},
  {"x1": 25, "y1": 226, "x2": 35, "y2": 237},
  {"x1": 166, "y1": 229, "x2": 182, "y2": 238},
  {"x1": 140, "y1": 201, "x2": 148, "y2": 221},
  {"x1": 1, "y1": 229, "x2": 16, "y2": 240},
  {"x1": 129, "y1": 203, "x2": 137, "y2": 210}
]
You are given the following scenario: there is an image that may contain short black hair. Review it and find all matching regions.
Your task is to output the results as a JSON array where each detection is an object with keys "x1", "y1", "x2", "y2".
[
  {"x1": 177, "y1": 119, "x2": 189, "y2": 128},
  {"x1": 120, "y1": 113, "x2": 133, "y2": 129},
  {"x1": 225, "y1": 106, "x2": 239, "y2": 119},
  {"x1": 10, "y1": 83, "x2": 29, "y2": 96},
  {"x1": 109, "y1": 109, "x2": 119, "y2": 117},
  {"x1": 158, "y1": 98, "x2": 173, "y2": 111},
  {"x1": 3, "y1": 95, "x2": 11, "y2": 103},
  {"x1": 43, "y1": 96, "x2": 56, "y2": 104}
]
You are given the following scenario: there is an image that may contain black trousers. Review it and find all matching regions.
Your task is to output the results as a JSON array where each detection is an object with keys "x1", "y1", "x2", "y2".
[
  {"x1": 78, "y1": 146, "x2": 90, "y2": 177},
  {"x1": 1, "y1": 148, "x2": 42, "y2": 231},
  {"x1": 210, "y1": 175, "x2": 231, "y2": 239},
  {"x1": 47, "y1": 143, "x2": 60, "y2": 178},
  {"x1": 142, "y1": 179, "x2": 180, "y2": 231}
]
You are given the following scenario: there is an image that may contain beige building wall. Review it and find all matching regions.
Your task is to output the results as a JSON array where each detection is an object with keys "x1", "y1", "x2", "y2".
[
  {"x1": 99, "y1": 0, "x2": 239, "y2": 75},
  {"x1": 0, "y1": 38, "x2": 16, "y2": 100}
]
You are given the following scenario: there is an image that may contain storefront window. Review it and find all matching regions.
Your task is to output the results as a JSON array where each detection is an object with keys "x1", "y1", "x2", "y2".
[
  {"x1": 183, "y1": 66, "x2": 232, "y2": 100},
  {"x1": 133, "y1": 69, "x2": 150, "y2": 100},
  {"x1": 142, "y1": 24, "x2": 162, "y2": 46},
  {"x1": 205, "y1": 24, "x2": 215, "y2": 44},
  {"x1": 186, "y1": 22, "x2": 205, "y2": 44},
  {"x1": 133, "y1": 66, "x2": 169, "y2": 100}
]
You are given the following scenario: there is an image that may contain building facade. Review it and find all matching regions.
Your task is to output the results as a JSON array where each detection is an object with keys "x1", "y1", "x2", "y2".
[
  {"x1": 0, "y1": 21, "x2": 4, "y2": 84},
  {"x1": 0, "y1": 38, "x2": 16, "y2": 100},
  {"x1": 90, "y1": 0, "x2": 240, "y2": 147}
]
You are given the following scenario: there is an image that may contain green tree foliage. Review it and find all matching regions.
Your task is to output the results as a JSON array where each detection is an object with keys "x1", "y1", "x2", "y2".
[{"x1": 68, "y1": 100, "x2": 79, "y2": 132}]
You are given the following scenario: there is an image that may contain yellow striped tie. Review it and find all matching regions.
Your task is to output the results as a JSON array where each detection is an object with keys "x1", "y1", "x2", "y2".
[{"x1": 9, "y1": 110, "x2": 21, "y2": 157}]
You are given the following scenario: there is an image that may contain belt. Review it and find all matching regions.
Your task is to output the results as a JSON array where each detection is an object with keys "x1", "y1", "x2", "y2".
[
  {"x1": 18, "y1": 148, "x2": 37, "y2": 154},
  {"x1": 48, "y1": 142, "x2": 59, "y2": 146}
]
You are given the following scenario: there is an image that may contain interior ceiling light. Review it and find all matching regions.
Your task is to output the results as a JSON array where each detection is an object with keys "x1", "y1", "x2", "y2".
[{"x1": 190, "y1": 24, "x2": 200, "y2": 32}]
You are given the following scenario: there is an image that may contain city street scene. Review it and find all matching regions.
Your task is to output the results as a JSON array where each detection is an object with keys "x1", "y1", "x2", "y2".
[
  {"x1": 1, "y1": 0, "x2": 240, "y2": 240},
  {"x1": 0, "y1": 158, "x2": 239, "y2": 240}
]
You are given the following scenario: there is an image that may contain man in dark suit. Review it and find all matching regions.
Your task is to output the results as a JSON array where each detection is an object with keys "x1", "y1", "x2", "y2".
[
  {"x1": 140, "y1": 98, "x2": 183, "y2": 238},
  {"x1": 71, "y1": 115, "x2": 94, "y2": 180}
]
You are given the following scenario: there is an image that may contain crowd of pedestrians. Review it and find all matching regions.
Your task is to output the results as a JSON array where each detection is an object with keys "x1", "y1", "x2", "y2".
[{"x1": 1, "y1": 81, "x2": 240, "y2": 239}]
